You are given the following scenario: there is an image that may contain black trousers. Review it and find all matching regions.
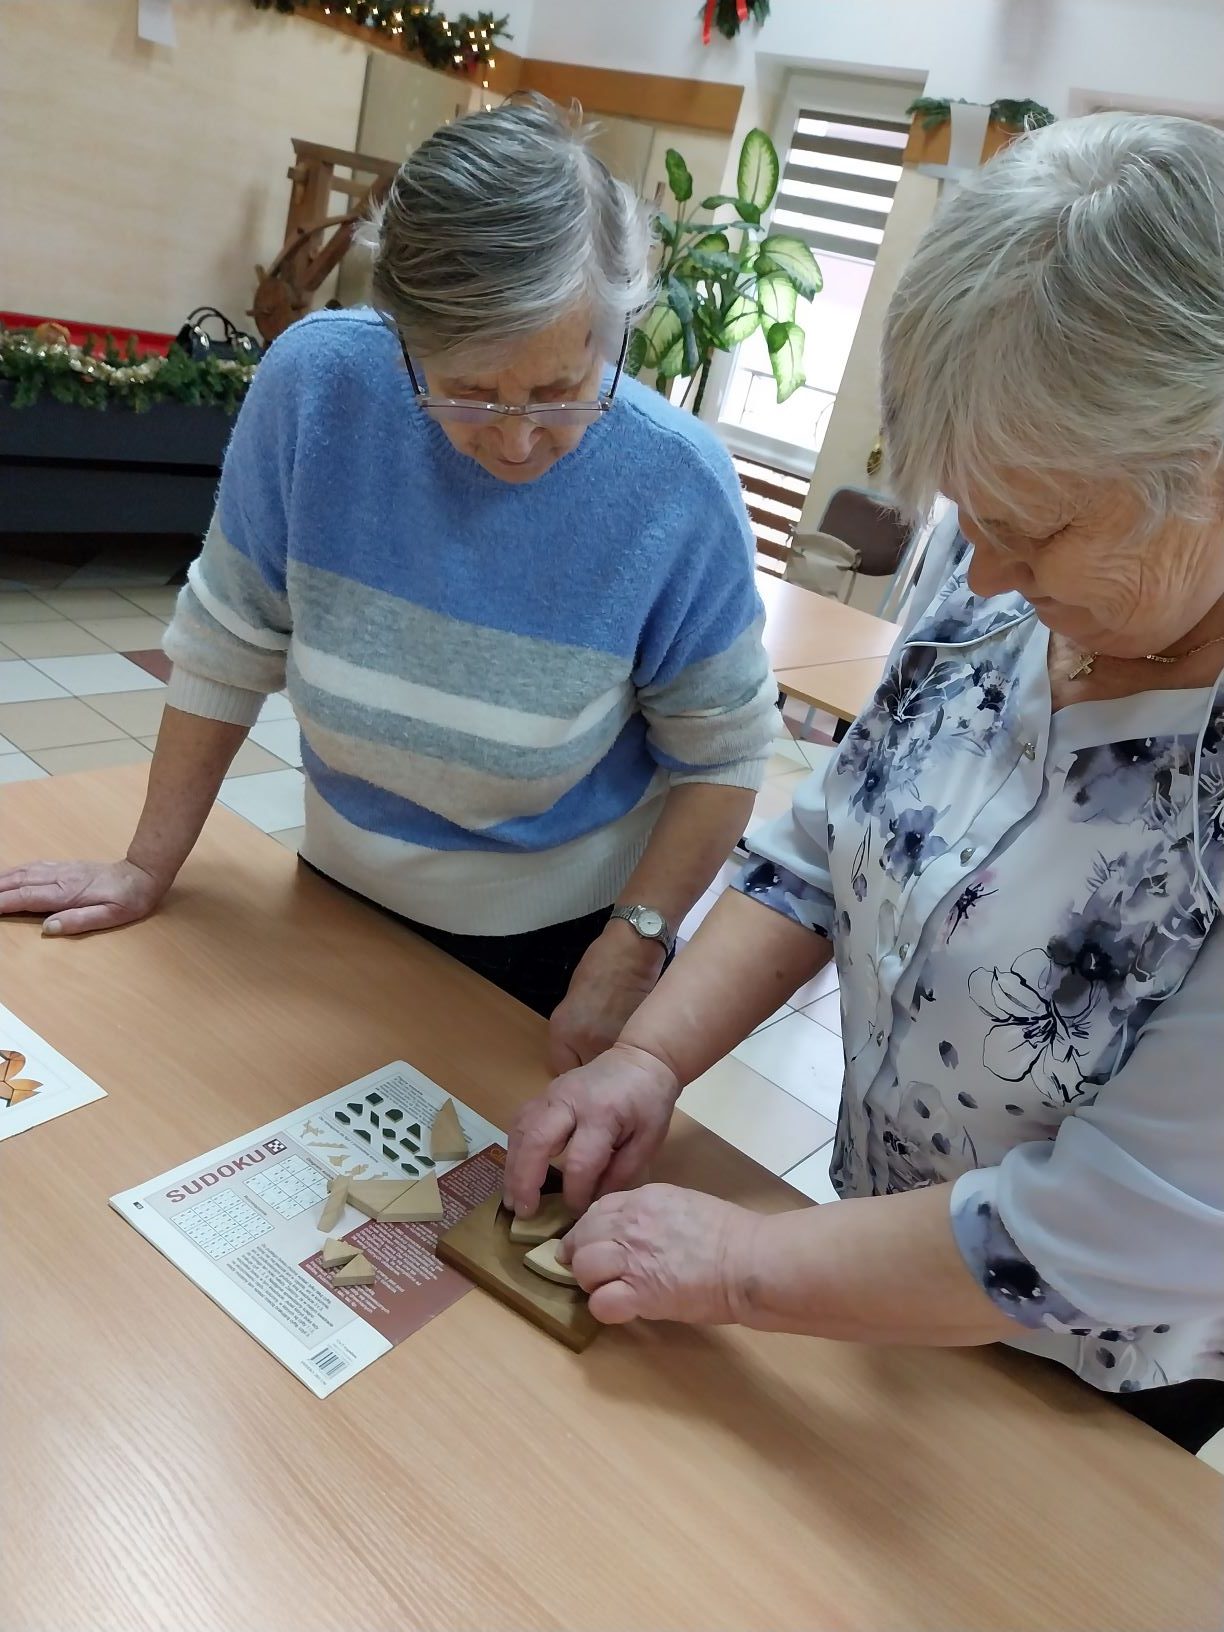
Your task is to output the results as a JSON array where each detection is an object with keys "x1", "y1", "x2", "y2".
[
  {"x1": 1109, "y1": 1377, "x2": 1224, "y2": 1454},
  {"x1": 303, "y1": 860, "x2": 611, "y2": 1018},
  {"x1": 401, "y1": 906, "x2": 615, "y2": 1018}
]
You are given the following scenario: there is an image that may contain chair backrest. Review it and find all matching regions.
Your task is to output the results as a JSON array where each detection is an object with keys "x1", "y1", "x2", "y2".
[{"x1": 817, "y1": 486, "x2": 911, "y2": 579}]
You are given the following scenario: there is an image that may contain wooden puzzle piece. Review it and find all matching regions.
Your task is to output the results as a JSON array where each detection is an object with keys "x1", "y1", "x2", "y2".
[
  {"x1": 436, "y1": 1191, "x2": 599, "y2": 1352},
  {"x1": 1, "y1": 1051, "x2": 26, "y2": 1082},
  {"x1": 317, "y1": 1178, "x2": 349, "y2": 1233},
  {"x1": 378, "y1": 1172, "x2": 444, "y2": 1223},
  {"x1": 508, "y1": 1194, "x2": 577, "y2": 1245},
  {"x1": 346, "y1": 1178, "x2": 416, "y2": 1219},
  {"x1": 430, "y1": 1098, "x2": 468, "y2": 1162},
  {"x1": 322, "y1": 1237, "x2": 358, "y2": 1269},
  {"x1": 524, "y1": 1238, "x2": 579, "y2": 1287},
  {"x1": 332, "y1": 1250, "x2": 376, "y2": 1288}
]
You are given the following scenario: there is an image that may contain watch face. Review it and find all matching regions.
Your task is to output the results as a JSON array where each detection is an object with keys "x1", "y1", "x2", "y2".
[{"x1": 636, "y1": 909, "x2": 665, "y2": 938}]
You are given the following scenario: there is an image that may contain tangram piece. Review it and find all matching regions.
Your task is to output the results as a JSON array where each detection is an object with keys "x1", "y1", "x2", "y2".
[
  {"x1": 378, "y1": 1172, "x2": 444, "y2": 1223},
  {"x1": 346, "y1": 1178, "x2": 416, "y2": 1220},
  {"x1": 436, "y1": 1191, "x2": 599, "y2": 1353},
  {"x1": 509, "y1": 1194, "x2": 577, "y2": 1245},
  {"x1": 317, "y1": 1178, "x2": 349, "y2": 1233},
  {"x1": 1, "y1": 1049, "x2": 41, "y2": 1107},
  {"x1": 321, "y1": 1237, "x2": 358, "y2": 1269},
  {"x1": 524, "y1": 1238, "x2": 579, "y2": 1288},
  {"x1": 430, "y1": 1098, "x2": 468, "y2": 1162},
  {"x1": 332, "y1": 1251, "x2": 376, "y2": 1288}
]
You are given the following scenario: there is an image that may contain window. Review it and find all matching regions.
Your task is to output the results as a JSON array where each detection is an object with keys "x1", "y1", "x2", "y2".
[{"x1": 716, "y1": 105, "x2": 907, "y2": 463}]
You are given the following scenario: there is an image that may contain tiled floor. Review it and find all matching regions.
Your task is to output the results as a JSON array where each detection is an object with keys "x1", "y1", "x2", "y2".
[{"x1": 3, "y1": 577, "x2": 1222, "y2": 1469}]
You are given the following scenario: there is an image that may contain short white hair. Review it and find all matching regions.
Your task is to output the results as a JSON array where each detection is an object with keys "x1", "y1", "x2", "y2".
[
  {"x1": 371, "y1": 95, "x2": 653, "y2": 359},
  {"x1": 881, "y1": 112, "x2": 1224, "y2": 526}
]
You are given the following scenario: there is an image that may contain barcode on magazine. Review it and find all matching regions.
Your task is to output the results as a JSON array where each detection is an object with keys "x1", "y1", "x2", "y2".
[{"x1": 307, "y1": 1347, "x2": 347, "y2": 1380}]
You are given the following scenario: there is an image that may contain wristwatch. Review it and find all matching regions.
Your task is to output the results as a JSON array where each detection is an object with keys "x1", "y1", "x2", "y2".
[{"x1": 610, "y1": 903, "x2": 676, "y2": 956}]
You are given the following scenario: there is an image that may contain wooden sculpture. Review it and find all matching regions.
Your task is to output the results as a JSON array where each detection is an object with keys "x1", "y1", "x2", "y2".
[{"x1": 250, "y1": 139, "x2": 400, "y2": 344}]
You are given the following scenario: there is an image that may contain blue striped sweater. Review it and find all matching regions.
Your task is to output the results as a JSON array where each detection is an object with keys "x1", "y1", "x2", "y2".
[{"x1": 165, "y1": 309, "x2": 775, "y2": 933}]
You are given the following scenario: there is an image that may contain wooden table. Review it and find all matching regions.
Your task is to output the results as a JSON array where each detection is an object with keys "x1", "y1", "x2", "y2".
[
  {"x1": 776, "y1": 655, "x2": 891, "y2": 726},
  {"x1": 757, "y1": 569, "x2": 899, "y2": 672},
  {"x1": 2, "y1": 768, "x2": 1220, "y2": 1632}
]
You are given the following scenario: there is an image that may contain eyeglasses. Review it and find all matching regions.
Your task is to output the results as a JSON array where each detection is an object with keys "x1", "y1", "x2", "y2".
[{"x1": 399, "y1": 330, "x2": 629, "y2": 428}]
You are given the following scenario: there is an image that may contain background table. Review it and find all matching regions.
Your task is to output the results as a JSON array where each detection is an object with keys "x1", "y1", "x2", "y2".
[
  {"x1": 2, "y1": 768, "x2": 1219, "y2": 1632},
  {"x1": 756, "y1": 570, "x2": 899, "y2": 673},
  {"x1": 775, "y1": 655, "x2": 891, "y2": 726}
]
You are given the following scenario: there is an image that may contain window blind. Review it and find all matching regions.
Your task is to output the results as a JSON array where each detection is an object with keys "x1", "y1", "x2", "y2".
[{"x1": 771, "y1": 111, "x2": 907, "y2": 264}]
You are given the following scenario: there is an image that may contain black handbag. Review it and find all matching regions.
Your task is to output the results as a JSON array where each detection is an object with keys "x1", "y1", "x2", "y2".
[{"x1": 172, "y1": 307, "x2": 262, "y2": 363}]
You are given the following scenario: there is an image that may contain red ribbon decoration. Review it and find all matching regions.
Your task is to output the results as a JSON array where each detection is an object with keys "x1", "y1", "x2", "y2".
[{"x1": 702, "y1": 0, "x2": 753, "y2": 45}]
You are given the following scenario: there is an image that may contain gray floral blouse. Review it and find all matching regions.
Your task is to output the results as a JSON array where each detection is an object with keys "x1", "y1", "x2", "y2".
[{"x1": 739, "y1": 517, "x2": 1224, "y2": 1393}]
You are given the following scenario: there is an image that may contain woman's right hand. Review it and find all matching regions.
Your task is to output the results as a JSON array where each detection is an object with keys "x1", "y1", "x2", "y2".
[
  {"x1": 503, "y1": 1043, "x2": 682, "y2": 1219},
  {"x1": 0, "y1": 858, "x2": 169, "y2": 936}
]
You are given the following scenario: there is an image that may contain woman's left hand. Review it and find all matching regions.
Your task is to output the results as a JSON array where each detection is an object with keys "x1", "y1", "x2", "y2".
[
  {"x1": 548, "y1": 925, "x2": 666, "y2": 1074},
  {"x1": 560, "y1": 1183, "x2": 763, "y2": 1326}
]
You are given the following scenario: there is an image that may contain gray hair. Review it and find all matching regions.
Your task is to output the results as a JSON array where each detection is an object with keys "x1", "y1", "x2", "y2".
[
  {"x1": 881, "y1": 112, "x2": 1224, "y2": 527},
  {"x1": 370, "y1": 95, "x2": 653, "y2": 359}
]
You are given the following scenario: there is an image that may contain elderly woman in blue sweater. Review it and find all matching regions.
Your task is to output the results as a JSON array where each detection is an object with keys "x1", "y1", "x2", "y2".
[{"x1": 0, "y1": 98, "x2": 775, "y2": 1070}]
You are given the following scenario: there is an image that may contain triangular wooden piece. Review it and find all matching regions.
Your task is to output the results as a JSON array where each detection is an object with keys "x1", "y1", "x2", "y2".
[
  {"x1": 332, "y1": 1251, "x2": 376, "y2": 1287},
  {"x1": 317, "y1": 1177, "x2": 349, "y2": 1233},
  {"x1": 346, "y1": 1178, "x2": 415, "y2": 1219},
  {"x1": 430, "y1": 1098, "x2": 468, "y2": 1161},
  {"x1": 378, "y1": 1171, "x2": 444, "y2": 1223},
  {"x1": 321, "y1": 1236, "x2": 358, "y2": 1269},
  {"x1": 524, "y1": 1238, "x2": 579, "y2": 1288},
  {"x1": 0, "y1": 1051, "x2": 26, "y2": 1083},
  {"x1": 509, "y1": 1193, "x2": 577, "y2": 1245}
]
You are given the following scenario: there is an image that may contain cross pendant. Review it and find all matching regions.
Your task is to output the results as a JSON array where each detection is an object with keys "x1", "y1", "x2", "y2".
[{"x1": 1068, "y1": 652, "x2": 1096, "y2": 680}]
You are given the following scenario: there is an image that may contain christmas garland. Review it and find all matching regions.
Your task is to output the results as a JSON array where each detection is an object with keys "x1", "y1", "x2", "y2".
[
  {"x1": 701, "y1": 0, "x2": 769, "y2": 43},
  {"x1": 907, "y1": 96, "x2": 1057, "y2": 133},
  {"x1": 250, "y1": 0, "x2": 510, "y2": 74},
  {"x1": 0, "y1": 325, "x2": 257, "y2": 414}
]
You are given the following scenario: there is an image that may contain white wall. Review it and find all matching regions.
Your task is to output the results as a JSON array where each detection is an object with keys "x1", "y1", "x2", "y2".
[
  {"x1": 526, "y1": 0, "x2": 1224, "y2": 117},
  {"x1": 0, "y1": 0, "x2": 369, "y2": 334}
]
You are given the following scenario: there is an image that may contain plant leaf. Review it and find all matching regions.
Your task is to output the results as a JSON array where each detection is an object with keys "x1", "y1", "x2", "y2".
[
  {"x1": 757, "y1": 271, "x2": 798, "y2": 326},
  {"x1": 686, "y1": 247, "x2": 742, "y2": 276},
  {"x1": 766, "y1": 321, "x2": 806, "y2": 403},
  {"x1": 701, "y1": 193, "x2": 743, "y2": 211},
  {"x1": 654, "y1": 211, "x2": 678, "y2": 249},
  {"x1": 717, "y1": 292, "x2": 761, "y2": 348},
  {"x1": 655, "y1": 336, "x2": 688, "y2": 379},
  {"x1": 638, "y1": 303, "x2": 681, "y2": 368},
  {"x1": 691, "y1": 231, "x2": 730, "y2": 256},
  {"x1": 756, "y1": 235, "x2": 823, "y2": 299},
  {"x1": 737, "y1": 128, "x2": 780, "y2": 212},
  {"x1": 665, "y1": 148, "x2": 693, "y2": 204},
  {"x1": 680, "y1": 318, "x2": 701, "y2": 376},
  {"x1": 666, "y1": 275, "x2": 695, "y2": 327},
  {"x1": 625, "y1": 328, "x2": 649, "y2": 378}
]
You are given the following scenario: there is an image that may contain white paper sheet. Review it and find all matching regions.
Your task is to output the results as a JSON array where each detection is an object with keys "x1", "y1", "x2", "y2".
[{"x1": 0, "y1": 1001, "x2": 106, "y2": 1142}]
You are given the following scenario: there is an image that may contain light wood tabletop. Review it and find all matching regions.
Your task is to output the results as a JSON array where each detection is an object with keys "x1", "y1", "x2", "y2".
[
  {"x1": 757, "y1": 570, "x2": 900, "y2": 672},
  {"x1": 2, "y1": 767, "x2": 1220, "y2": 1632},
  {"x1": 776, "y1": 655, "x2": 891, "y2": 724}
]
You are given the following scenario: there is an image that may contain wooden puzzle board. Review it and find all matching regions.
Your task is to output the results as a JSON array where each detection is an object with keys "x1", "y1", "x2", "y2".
[{"x1": 437, "y1": 1188, "x2": 600, "y2": 1353}]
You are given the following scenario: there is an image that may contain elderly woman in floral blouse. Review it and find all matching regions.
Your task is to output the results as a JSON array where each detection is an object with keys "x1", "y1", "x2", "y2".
[{"x1": 503, "y1": 111, "x2": 1224, "y2": 1453}]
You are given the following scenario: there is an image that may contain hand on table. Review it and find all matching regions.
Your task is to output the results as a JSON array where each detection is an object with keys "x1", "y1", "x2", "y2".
[
  {"x1": 547, "y1": 921, "x2": 666, "y2": 1075},
  {"x1": 560, "y1": 1183, "x2": 764, "y2": 1327},
  {"x1": 504, "y1": 1042, "x2": 680, "y2": 1218},
  {"x1": 0, "y1": 858, "x2": 167, "y2": 936}
]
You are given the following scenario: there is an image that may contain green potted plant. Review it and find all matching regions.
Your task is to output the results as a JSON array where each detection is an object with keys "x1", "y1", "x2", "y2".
[{"x1": 626, "y1": 127, "x2": 822, "y2": 415}]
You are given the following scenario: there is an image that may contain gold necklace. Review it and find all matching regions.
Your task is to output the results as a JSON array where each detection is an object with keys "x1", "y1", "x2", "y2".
[{"x1": 1069, "y1": 634, "x2": 1224, "y2": 680}]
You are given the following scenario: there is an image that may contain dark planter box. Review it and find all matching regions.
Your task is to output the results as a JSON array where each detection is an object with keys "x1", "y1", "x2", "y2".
[{"x1": 0, "y1": 383, "x2": 235, "y2": 534}]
